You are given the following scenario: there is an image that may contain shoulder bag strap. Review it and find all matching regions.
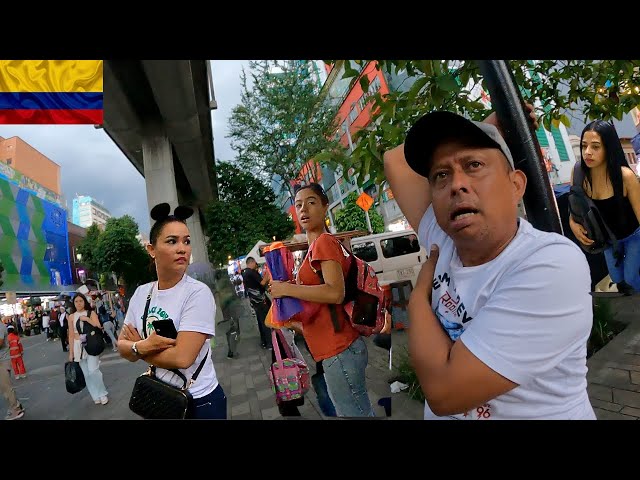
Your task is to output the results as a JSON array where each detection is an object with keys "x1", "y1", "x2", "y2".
[
  {"x1": 143, "y1": 283, "x2": 210, "y2": 390},
  {"x1": 308, "y1": 240, "x2": 342, "y2": 333}
]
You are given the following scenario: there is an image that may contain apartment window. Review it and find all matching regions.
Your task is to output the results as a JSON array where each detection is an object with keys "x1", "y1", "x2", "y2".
[
  {"x1": 349, "y1": 105, "x2": 359, "y2": 124},
  {"x1": 5, "y1": 158, "x2": 12, "y2": 166}
]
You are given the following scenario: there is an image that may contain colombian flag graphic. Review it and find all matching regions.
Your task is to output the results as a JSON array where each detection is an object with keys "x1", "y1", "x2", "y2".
[{"x1": 0, "y1": 60, "x2": 103, "y2": 125}]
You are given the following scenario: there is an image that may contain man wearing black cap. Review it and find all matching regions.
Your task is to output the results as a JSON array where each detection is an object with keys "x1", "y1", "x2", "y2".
[{"x1": 384, "y1": 109, "x2": 595, "y2": 420}]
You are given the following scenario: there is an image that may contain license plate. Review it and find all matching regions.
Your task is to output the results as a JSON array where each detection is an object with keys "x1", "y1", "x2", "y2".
[{"x1": 398, "y1": 268, "x2": 414, "y2": 279}]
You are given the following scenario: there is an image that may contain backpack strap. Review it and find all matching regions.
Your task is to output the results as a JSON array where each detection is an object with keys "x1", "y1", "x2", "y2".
[{"x1": 308, "y1": 241, "x2": 342, "y2": 333}]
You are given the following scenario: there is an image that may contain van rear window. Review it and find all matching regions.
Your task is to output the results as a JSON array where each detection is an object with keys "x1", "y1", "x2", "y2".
[
  {"x1": 352, "y1": 241, "x2": 378, "y2": 262},
  {"x1": 381, "y1": 234, "x2": 420, "y2": 258}
]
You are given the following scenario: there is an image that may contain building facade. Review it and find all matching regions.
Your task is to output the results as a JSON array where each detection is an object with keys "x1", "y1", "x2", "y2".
[
  {"x1": 0, "y1": 173, "x2": 72, "y2": 293},
  {"x1": 0, "y1": 136, "x2": 62, "y2": 205},
  {"x1": 72, "y1": 195, "x2": 111, "y2": 230}
]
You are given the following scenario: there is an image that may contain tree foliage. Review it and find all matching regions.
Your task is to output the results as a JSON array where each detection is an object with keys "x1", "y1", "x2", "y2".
[
  {"x1": 0, "y1": 259, "x2": 4, "y2": 289},
  {"x1": 227, "y1": 60, "x2": 343, "y2": 200},
  {"x1": 76, "y1": 223, "x2": 102, "y2": 274},
  {"x1": 323, "y1": 60, "x2": 640, "y2": 189},
  {"x1": 77, "y1": 217, "x2": 153, "y2": 290},
  {"x1": 95, "y1": 215, "x2": 152, "y2": 288},
  {"x1": 334, "y1": 192, "x2": 384, "y2": 234},
  {"x1": 204, "y1": 161, "x2": 295, "y2": 267}
]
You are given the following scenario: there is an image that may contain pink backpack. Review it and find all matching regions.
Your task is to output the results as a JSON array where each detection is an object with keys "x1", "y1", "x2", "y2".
[
  {"x1": 309, "y1": 238, "x2": 389, "y2": 337},
  {"x1": 269, "y1": 329, "x2": 310, "y2": 403}
]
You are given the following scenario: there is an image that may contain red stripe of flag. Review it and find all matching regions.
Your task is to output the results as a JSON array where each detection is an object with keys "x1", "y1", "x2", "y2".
[{"x1": 0, "y1": 109, "x2": 103, "y2": 125}]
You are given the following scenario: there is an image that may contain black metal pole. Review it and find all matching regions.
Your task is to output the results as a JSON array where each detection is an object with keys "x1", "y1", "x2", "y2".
[{"x1": 476, "y1": 60, "x2": 563, "y2": 235}]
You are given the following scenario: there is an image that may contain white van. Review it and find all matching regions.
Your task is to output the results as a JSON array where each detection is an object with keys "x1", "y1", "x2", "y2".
[{"x1": 349, "y1": 230, "x2": 426, "y2": 288}]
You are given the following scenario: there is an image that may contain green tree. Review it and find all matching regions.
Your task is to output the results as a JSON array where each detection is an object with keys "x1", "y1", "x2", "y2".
[
  {"x1": 94, "y1": 216, "x2": 153, "y2": 289},
  {"x1": 76, "y1": 223, "x2": 102, "y2": 274},
  {"x1": 204, "y1": 161, "x2": 295, "y2": 267},
  {"x1": 334, "y1": 192, "x2": 384, "y2": 234},
  {"x1": 322, "y1": 60, "x2": 640, "y2": 188},
  {"x1": 227, "y1": 60, "x2": 343, "y2": 200}
]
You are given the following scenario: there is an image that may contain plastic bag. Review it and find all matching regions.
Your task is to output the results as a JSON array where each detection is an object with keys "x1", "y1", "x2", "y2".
[{"x1": 65, "y1": 361, "x2": 86, "y2": 394}]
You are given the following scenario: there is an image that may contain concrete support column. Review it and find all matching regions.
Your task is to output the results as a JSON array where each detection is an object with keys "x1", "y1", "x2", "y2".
[
  {"x1": 186, "y1": 210, "x2": 208, "y2": 265},
  {"x1": 142, "y1": 126, "x2": 179, "y2": 214}
]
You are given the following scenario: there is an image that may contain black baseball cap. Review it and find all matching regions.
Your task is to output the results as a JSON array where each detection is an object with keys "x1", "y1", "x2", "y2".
[{"x1": 404, "y1": 111, "x2": 515, "y2": 178}]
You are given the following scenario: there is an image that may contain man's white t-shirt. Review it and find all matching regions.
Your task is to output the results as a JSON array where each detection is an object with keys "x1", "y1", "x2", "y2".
[
  {"x1": 418, "y1": 206, "x2": 596, "y2": 420},
  {"x1": 124, "y1": 274, "x2": 218, "y2": 399}
]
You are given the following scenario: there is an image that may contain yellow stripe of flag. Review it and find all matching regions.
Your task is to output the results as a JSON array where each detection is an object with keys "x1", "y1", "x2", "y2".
[{"x1": 0, "y1": 60, "x2": 103, "y2": 93}]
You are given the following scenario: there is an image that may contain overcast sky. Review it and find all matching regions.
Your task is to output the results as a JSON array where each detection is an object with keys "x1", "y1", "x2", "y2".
[{"x1": 0, "y1": 60, "x2": 250, "y2": 238}]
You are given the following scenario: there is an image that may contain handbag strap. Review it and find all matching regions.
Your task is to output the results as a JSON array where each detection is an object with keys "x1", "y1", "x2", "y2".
[
  {"x1": 272, "y1": 329, "x2": 297, "y2": 369},
  {"x1": 141, "y1": 283, "x2": 210, "y2": 390},
  {"x1": 272, "y1": 330, "x2": 284, "y2": 368}
]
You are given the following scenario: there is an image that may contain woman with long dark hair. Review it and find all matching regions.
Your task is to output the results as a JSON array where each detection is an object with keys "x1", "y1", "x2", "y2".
[
  {"x1": 68, "y1": 292, "x2": 109, "y2": 404},
  {"x1": 569, "y1": 120, "x2": 640, "y2": 293},
  {"x1": 269, "y1": 183, "x2": 375, "y2": 417},
  {"x1": 117, "y1": 203, "x2": 226, "y2": 419}
]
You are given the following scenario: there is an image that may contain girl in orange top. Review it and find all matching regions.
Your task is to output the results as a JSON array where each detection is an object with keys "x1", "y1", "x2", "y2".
[
  {"x1": 7, "y1": 326, "x2": 26, "y2": 379},
  {"x1": 269, "y1": 183, "x2": 375, "y2": 417}
]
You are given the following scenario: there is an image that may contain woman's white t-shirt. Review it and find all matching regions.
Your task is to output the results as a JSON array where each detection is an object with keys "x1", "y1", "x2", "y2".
[{"x1": 124, "y1": 274, "x2": 218, "y2": 399}]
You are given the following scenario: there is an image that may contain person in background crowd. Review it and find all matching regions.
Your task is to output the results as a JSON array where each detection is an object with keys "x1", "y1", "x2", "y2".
[{"x1": 0, "y1": 317, "x2": 25, "y2": 420}]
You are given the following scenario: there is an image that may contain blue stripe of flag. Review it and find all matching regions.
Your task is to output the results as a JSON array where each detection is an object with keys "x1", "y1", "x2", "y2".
[{"x1": 0, "y1": 92, "x2": 103, "y2": 110}]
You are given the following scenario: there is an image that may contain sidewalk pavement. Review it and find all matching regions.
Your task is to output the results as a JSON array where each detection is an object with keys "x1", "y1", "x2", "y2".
[
  {"x1": 385, "y1": 293, "x2": 640, "y2": 421},
  {"x1": 586, "y1": 293, "x2": 640, "y2": 420},
  {"x1": 214, "y1": 297, "x2": 397, "y2": 419}
]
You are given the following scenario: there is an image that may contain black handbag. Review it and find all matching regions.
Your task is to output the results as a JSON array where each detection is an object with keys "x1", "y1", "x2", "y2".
[
  {"x1": 128, "y1": 286, "x2": 209, "y2": 419},
  {"x1": 64, "y1": 361, "x2": 86, "y2": 394},
  {"x1": 76, "y1": 317, "x2": 105, "y2": 356}
]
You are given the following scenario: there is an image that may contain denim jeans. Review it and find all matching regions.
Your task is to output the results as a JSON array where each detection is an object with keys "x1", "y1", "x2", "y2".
[
  {"x1": 604, "y1": 226, "x2": 640, "y2": 292},
  {"x1": 322, "y1": 336, "x2": 375, "y2": 417},
  {"x1": 190, "y1": 384, "x2": 227, "y2": 419}
]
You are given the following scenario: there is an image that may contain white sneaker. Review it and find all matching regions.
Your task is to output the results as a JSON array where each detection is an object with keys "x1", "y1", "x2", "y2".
[
  {"x1": 94, "y1": 399, "x2": 101, "y2": 405},
  {"x1": 100, "y1": 396, "x2": 109, "y2": 405}
]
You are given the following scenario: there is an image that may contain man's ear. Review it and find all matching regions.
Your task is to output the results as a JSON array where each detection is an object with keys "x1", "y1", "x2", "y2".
[{"x1": 511, "y1": 169, "x2": 527, "y2": 201}]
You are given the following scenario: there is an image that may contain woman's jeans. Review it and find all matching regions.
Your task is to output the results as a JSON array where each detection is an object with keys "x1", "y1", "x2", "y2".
[
  {"x1": 604, "y1": 226, "x2": 640, "y2": 292},
  {"x1": 190, "y1": 384, "x2": 227, "y2": 419},
  {"x1": 322, "y1": 336, "x2": 375, "y2": 417}
]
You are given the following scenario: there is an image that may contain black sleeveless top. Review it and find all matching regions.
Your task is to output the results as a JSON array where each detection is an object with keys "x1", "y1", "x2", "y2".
[{"x1": 591, "y1": 196, "x2": 639, "y2": 240}]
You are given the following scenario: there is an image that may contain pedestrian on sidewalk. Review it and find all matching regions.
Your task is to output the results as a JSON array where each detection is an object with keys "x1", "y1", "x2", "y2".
[
  {"x1": 568, "y1": 120, "x2": 640, "y2": 295},
  {"x1": 68, "y1": 293, "x2": 110, "y2": 406},
  {"x1": 0, "y1": 318, "x2": 25, "y2": 420},
  {"x1": 117, "y1": 202, "x2": 227, "y2": 419},
  {"x1": 97, "y1": 294, "x2": 119, "y2": 352},
  {"x1": 269, "y1": 184, "x2": 375, "y2": 418},
  {"x1": 242, "y1": 257, "x2": 272, "y2": 349},
  {"x1": 384, "y1": 104, "x2": 595, "y2": 419},
  {"x1": 58, "y1": 306, "x2": 69, "y2": 352},
  {"x1": 7, "y1": 326, "x2": 26, "y2": 379},
  {"x1": 42, "y1": 311, "x2": 51, "y2": 341}
]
